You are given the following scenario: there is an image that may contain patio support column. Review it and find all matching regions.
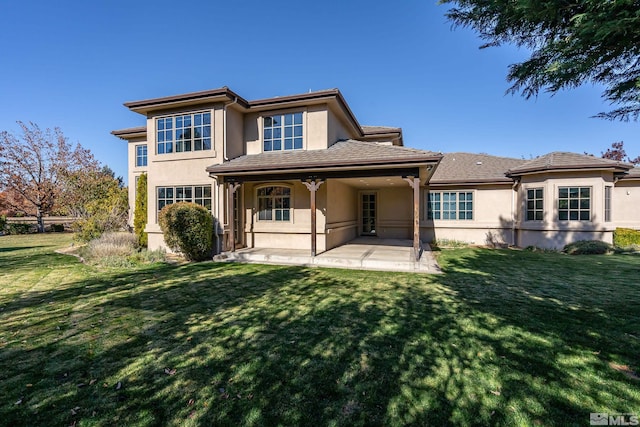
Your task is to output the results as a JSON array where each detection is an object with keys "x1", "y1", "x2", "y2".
[
  {"x1": 403, "y1": 176, "x2": 421, "y2": 261},
  {"x1": 227, "y1": 182, "x2": 240, "y2": 252},
  {"x1": 303, "y1": 179, "x2": 324, "y2": 257}
]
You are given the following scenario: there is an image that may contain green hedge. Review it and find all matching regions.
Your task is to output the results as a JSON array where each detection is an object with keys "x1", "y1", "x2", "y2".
[
  {"x1": 6, "y1": 223, "x2": 37, "y2": 235},
  {"x1": 613, "y1": 228, "x2": 640, "y2": 247},
  {"x1": 158, "y1": 202, "x2": 213, "y2": 261},
  {"x1": 562, "y1": 240, "x2": 613, "y2": 255}
]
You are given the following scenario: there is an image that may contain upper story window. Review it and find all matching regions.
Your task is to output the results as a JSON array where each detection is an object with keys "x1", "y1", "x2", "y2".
[
  {"x1": 427, "y1": 191, "x2": 473, "y2": 220},
  {"x1": 526, "y1": 188, "x2": 543, "y2": 221},
  {"x1": 558, "y1": 187, "x2": 590, "y2": 221},
  {"x1": 135, "y1": 144, "x2": 147, "y2": 167},
  {"x1": 263, "y1": 112, "x2": 303, "y2": 152},
  {"x1": 257, "y1": 186, "x2": 291, "y2": 221},
  {"x1": 156, "y1": 112, "x2": 211, "y2": 154}
]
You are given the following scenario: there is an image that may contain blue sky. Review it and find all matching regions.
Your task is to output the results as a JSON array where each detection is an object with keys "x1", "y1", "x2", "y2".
[{"x1": 1, "y1": 1, "x2": 637, "y2": 184}]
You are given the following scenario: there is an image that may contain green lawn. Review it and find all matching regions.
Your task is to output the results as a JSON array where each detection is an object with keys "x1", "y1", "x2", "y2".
[{"x1": 1, "y1": 234, "x2": 639, "y2": 426}]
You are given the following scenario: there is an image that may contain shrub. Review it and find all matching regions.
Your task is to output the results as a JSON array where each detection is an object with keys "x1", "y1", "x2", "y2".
[
  {"x1": 78, "y1": 232, "x2": 166, "y2": 267},
  {"x1": 49, "y1": 223, "x2": 65, "y2": 232},
  {"x1": 0, "y1": 215, "x2": 6, "y2": 231},
  {"x1": 134, "y1": 173, "x2": 148, "y2": 247},
  {"x1": 159, "y1": 202, "x2": 213, "y2": 261},
  {"x1": 6, "y1": 222, "x2": 36, "y2": 235},
  {"x1": 614, "y1": 228, "x2": 640, "y2": 248},
  {"x1": 562, "y1": 240, "x2": 613, "y2": 255}
]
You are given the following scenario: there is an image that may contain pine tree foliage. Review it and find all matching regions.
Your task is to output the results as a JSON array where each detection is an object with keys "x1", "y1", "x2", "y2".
[{"x1": 441, "y1": 0, "x2": 640, "y2": 120}]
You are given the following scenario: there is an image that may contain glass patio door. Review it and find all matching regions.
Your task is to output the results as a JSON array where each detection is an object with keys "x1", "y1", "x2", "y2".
[{"x1": 361, "y1": 193, "x2": 377, "y2": 236}]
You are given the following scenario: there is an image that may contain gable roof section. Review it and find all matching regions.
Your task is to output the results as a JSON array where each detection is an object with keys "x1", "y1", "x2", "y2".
[
  {"x1": 507, "y1": 152, "x2": 633, "y2": 176},
  {"x1": 120, "y1": 87, "x2": 398, "y2": 141},
  {"x1": 206, "y1": 140, "x2": 441, "y2": 176},
  {"x1": 430, "y1": 152, "x2": 526, "y2": 185}
]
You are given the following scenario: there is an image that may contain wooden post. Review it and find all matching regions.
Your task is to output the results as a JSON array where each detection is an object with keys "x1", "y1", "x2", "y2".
[
  {"x1": 302, "y1": 179, "x2": 324, "y2": 257},
  {"x1": 403, "y1": 176, "x2": 421, "y2": 261},
  {"x1": 227, "y1": 182, "x2": 240, "y2": 252}
]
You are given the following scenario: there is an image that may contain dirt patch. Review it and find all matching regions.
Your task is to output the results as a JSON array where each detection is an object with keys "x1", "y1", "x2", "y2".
[{"x1": 609, "y1": 362, "x2": 640, "y2": 381}]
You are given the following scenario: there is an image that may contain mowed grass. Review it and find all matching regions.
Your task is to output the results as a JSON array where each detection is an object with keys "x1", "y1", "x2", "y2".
[{"x1": 1, "y1": 234, "x2": 639, "y2": 426}]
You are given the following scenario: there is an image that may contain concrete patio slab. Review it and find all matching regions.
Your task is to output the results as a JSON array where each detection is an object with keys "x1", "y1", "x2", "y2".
[{"x1": 214, "y1": 237, "x2": 441, "y2": 273}]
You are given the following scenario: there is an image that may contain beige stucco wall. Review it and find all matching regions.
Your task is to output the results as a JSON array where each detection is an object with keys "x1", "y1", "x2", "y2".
[
  {"x1": 424, "y1": 184, "x2": 515, "y2": 246},
  {"x1": 143, "y1": 104, "x2": 224, "y2": 251},
  {"x1": 327, "y1": 108, "x2": 352, "y2": 146},
  {"x1": 613, "y1": 179, "x2": 640, "y2": 229},
  {"x1": 245, "y1": 105, "x2": 333, "y2": 155},
  {"x1": 516, "y1": 171, "x2": 615, "y2": 248},
  {"x1": 376, "y1": 187, "x2": 413, "y2": 239},
  {"x1": 240, "y1": 181, "x2": 328, "y2": 252},
  {"x1": 225, "y1": 106, "x2": 245, "y2": 160},
  {"x1": 325, "y1": 179, "x2": 358, "y2": 250}
]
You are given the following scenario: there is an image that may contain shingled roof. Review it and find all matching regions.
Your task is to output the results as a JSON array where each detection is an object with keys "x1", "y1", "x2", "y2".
[
  {"x1": 622, "y1": 167, "x2": 640, "y2": 179},
  {"x1": 430, "y1": 153, "x2": 526, "y2": 184},
  {"x1": 507, "y1": 152, "x2": 633, "y2": 176},
  {"x1": 206, "y1": 140, "x2": 441, "y2": 175}
]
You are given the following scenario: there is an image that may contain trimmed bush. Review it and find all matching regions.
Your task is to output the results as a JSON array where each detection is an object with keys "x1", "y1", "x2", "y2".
[
  {"x1": 614, "y1": 228, "x2": 640, "y2": 248},
  {"x1": 0, "y1": 215, "x2": 6, "y2": 232},
  {"x1": 49, "y1": 223, "x2": 65, "y2": 232},
  {"x1": 158, "y1": 202, "x2": 213, "y2": 261},
  {"x1": 134, "y1": 173, "x2": 148, "y2": 247},
  {"x1": 562, "y1": 240, "x2": 613, "y2": 255},
  {"x1": 6, "y1": 222, "x2": 37, "y2": 235}
]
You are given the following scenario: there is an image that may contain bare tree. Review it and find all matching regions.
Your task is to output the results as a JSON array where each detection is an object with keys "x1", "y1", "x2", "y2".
[{"x1": 0, "y1": 122, "x2": 98, "y2": 232}]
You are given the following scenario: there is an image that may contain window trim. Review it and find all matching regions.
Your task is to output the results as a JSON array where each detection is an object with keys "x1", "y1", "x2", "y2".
[
  {"x1": 135, "y1": 144, "x2": 147, "y2": 167},
  {"x1": 427, "y1": 190, "x2": 474, "y2": 221},
  {"x1": 155, "y1": 111, "x2": 212, "y2": 155},
  {"x1": 262, "y1": 111, "x2": 305, "y2": 152},
  {"x1": 156, "y1": 184, "x2": 212, "y2": 221},
  {"x1": 255, "y1": 184, "x2": 294, "y2": 222},
  {"x1": 557, "y1": 186, "x2": 591, "y2": 221},
  {"x1": 525, "y1": 187, "x2": 544, "y2": 222},
  {"x1": 604, "y1": 186, "x2": 612, "y2": 222}
]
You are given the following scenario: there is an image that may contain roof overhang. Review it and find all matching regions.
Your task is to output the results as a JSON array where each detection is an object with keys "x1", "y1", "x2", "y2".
[
  {"x1": 506, "y1": 164, "x2": 632, "y2": 177},
  {"x1": 111, "y1": 126, "x2": 147, "y2": 140},
  {"x1": 429, "y1": 178, "x2": 514, "y2": 186},
  {"x1": 123, "y1": 87, "x2": 249, "y2": 115}
]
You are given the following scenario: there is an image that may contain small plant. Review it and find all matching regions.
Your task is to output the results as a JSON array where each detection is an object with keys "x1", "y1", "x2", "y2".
[
  {"x1": 614, "y1": 228, "x2": 640, "y2": 248},
  {"x1": 432, "y1": 238, "x2": 469, "y2": 249},
  {"x1": 562, "y1": 240, "x2": 613, "y2": 255},
  {"x1": 159, "y1": 202, "x2": 213, "y2": 261},
  {"x1": 78, "y1": 231, "x2": 166, "y2": 267},
  {"x1": 523, "y1": 245, "x2": 559, "y2": 253}
]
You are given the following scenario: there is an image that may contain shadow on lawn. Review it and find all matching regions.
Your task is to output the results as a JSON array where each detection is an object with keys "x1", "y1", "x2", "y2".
[{"x1": 2, "y1": 248, "x2": 640, "y2": 426}]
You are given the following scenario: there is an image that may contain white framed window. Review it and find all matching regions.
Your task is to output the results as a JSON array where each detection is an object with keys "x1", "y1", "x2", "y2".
[
  {"x1": 156, "y1": 112, "x2": 211, "y2": 154},
  {"x1": 263, "y1": 112, "x2": 303, "y2": 152},
  {"x1": 257, "y1": 186, "x2": 291, "y2": 221},
  {"x1": 157, "y1": 185, "x2": 212, "y2": 215},
  {"x1": 605, "y1": 186, "x2": 612, "y2": 222},
  {"x1": 427, "y1": 191, "x2": 473, "y2": 220},
  {"x1": 558, "y1": 187, "x2": 590, "y2": 221},
  {"x1": 135, "y1": 144, "x2": 147, "y2": 167},
  {"x1": 526, "y1": 188, "x2": 543, "y2": 221}
]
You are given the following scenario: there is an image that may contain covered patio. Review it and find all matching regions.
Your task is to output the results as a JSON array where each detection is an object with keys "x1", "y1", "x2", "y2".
[{"x1": 214, "y1": 237, "x2": 441, "y2": 273}]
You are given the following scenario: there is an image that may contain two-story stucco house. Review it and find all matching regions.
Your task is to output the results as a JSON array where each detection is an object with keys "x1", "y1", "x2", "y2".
[{"x1": 113, "y1": 87, "x2": 640, "y2": 260}]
